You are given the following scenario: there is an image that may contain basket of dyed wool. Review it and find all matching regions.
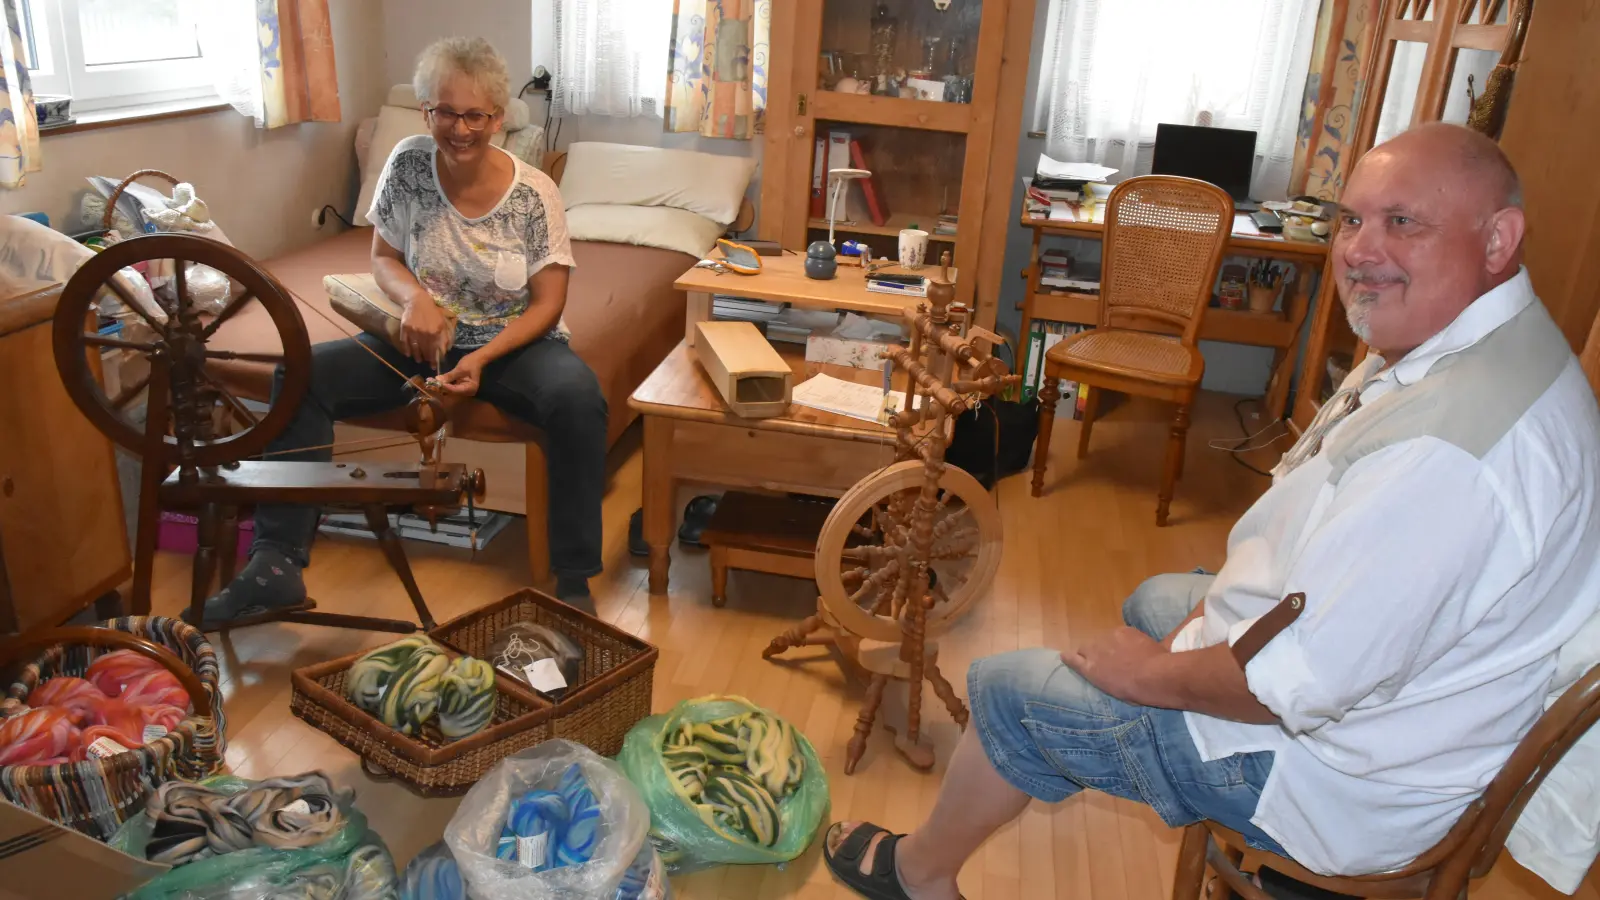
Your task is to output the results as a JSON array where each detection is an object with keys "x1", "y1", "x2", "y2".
[
  {"x1": 618, "y1": 694, "x2": 829, "y2": 874},
  {"x1": 441, "y1": 739, "x2": 669, "y2": 900},
  {"x1": 290, "y1": 633, "x2": 554, "y2": 797},
  {"x1": 429, "y1": 588, "x2": 658, "y2": 758},
  {"x1": 0, "y1": 618, "x2": 226, "y2": 841}
]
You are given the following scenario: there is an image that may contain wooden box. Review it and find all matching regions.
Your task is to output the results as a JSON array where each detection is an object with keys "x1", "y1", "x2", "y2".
[{"x1": 693, "y1": 320, "x2": 792, "y2": 418}]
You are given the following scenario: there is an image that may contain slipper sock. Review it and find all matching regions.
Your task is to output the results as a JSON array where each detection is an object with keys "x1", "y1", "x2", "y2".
[{"x1": 200, "y1": 547, "x2": 307, "y2": 622}]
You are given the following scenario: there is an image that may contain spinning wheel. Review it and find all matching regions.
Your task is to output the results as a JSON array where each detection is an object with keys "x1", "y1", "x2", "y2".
[
  {"x1": 52, "y1": 233, "x2": 486, "y2": 633},
  {"x1": 764, "y1": 253, "x2": 1017, "y2": 775}
]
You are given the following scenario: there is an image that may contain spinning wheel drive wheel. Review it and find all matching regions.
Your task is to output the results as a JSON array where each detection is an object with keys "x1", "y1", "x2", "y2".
[
  {"x1": 815, "y1": 460, "x2": 1002, "y2": 644},
  {"x1": 52, "y1": 234, "x2": 311, "y2": 468}
]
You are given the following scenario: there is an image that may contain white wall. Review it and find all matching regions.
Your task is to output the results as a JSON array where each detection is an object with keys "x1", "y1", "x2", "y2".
[{"x1": 0, "y1": 0, "x2": 387, "y2": 262}]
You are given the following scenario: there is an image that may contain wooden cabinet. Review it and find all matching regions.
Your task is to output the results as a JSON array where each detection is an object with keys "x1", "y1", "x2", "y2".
[
  {"x1": 760, "y1": 0, "x2": 1034, "y2": 329},
  {"x1": 0, "y1": 285, "x2": 132, "y2": 634}
]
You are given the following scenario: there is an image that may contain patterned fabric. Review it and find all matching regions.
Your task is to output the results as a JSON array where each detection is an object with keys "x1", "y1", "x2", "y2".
[
  {"x1": 0, "y1": 0, "x2": 39, "y2": 189},
  {"x1": 255, "y1": 0, "x2": 341, "y2": 129},
  {"x1": 369, "y1": 135, "x2": 576, "y2": 349},
  {"x1": 0, "y1": 616, "x2": 226, "y2": 841},
  {"x1": 666, "y1": 0, "x2": 769, "y2": 139},
  {"x1": 1290, "y1": 0, "x2": 1381, "y2": 201}
]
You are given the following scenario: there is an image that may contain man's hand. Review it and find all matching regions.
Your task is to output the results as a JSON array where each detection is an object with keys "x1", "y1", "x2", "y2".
[
  {"x1": 400, "y1": 293, "x2": 451, "y2": 365},
  {"x1": 435, "y1": 352, "x2": 486, "y2": 397},
  {"x1": 1062, "y1": 626, "x2": 1167, "y2": 706}
]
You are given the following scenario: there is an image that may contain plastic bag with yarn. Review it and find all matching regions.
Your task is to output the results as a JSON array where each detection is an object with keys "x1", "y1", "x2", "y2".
[{"x1": 487, "y1": 623, "x2": 584, "y2": 699}]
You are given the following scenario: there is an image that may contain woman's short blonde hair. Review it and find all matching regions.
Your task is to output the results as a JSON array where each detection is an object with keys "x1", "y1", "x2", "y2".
[{"x1": 413, "y1": 37, "x2": 511, "y2": 111}]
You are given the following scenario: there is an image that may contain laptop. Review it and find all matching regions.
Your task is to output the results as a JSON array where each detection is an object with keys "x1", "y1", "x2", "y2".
[{"x1": 1151, "y1": 123, "x2": 1260, "y2": 211}]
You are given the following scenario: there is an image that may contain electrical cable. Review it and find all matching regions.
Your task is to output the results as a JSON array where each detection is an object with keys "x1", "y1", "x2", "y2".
[
  {"x1": 1215, "y1": 397, "x2": 1287, "y2": 477},
  {"x1": 317, "y1": 204, "x2": 354, "y2": 229}
]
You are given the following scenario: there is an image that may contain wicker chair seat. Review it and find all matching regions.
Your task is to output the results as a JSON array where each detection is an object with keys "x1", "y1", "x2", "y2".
[{"x1": 1048, "y1": 329, "x2": 1204, "y2": 384}]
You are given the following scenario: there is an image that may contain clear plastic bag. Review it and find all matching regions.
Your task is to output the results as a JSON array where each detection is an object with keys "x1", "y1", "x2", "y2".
[
  {"x1": 108, "y1": 774, "x2": 399, "y2": 900},
  {"x1": 616, "y1": 695, "x2": 829, "y2": 875},
  {"x1": 402, "y1": 838, "x2": 670, "y2": 900},
  {"x1": 486, "y1": 623, "x2": 584, "y2": 700},
  {"x1": 443, "y1": 739, "x2": 653, "y2": 900}
]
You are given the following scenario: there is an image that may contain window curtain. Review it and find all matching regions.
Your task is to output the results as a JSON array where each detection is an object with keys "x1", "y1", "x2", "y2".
[
  {"x1": 1290, "y1": 0, "x2": 1380, "y2": 201},
  {"x1": 199, "y1": 0, "x2": 340, "y2": 129},
  {"x1": 0, "y1": 0, "x2": 39, "y2": 189},
  {"x1": 665, "y1": 0, "x2": 770, "y2": 139},
  {"x1": 1032, "y1": 0, "x2": 1320, "y2": 202},
  {"x1": 553, "y1": 0, "x2": 672, "y2": 118}
]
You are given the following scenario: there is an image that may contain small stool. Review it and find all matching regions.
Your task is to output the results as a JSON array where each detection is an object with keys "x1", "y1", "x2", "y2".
[{"x1": 700, "y1": 491, "x2": 835, "y2": 608}]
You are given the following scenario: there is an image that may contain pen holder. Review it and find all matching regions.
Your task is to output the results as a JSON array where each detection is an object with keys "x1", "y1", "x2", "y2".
[{"x1": 1247, "y1": 282, "x2": 1282, "y2": 314}]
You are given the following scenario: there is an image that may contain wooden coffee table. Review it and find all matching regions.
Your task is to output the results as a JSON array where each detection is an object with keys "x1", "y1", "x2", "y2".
[{"x1": 630, "y1": 341, "x2": 918, "y2": 596}]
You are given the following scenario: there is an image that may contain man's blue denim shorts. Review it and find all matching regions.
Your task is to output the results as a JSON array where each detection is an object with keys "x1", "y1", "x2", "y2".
[{"x1": 966, "y1": 572, "x2": 1285, "y2": 853}]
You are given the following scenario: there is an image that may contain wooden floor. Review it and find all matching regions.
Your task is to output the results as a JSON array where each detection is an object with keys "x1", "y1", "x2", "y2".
[{"x1": 144, "y1": 391, "x2": 1597, "y2": 899}]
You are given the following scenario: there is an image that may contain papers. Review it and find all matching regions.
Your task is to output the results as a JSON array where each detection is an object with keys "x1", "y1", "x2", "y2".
[
  {"x1": 1035, "y1": 155, "x2": 1118, "y2": 183},
  {"x1": 792, "y1": 373, "x2": 918, "y2": 424},
  {"x1": 1232, "y1": 213, "x2": 1262, "y2": 236}
]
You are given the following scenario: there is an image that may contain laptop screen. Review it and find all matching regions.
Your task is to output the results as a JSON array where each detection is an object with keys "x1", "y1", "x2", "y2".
[{"x1": 1151, "y1": 123, "x2": 1257, "y2": 203}]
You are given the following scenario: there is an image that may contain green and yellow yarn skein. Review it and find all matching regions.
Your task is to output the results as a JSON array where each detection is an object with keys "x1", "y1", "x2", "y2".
[
  {"x1": 437, "y1": 657, "x2": 496, "y2": 740},
  {"x1": 346, "y1": 636, "x2": 496, "y2": 740}
]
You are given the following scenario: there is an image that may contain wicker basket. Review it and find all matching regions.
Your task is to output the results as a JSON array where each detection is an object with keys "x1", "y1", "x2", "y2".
[
  {"x1": 291, "y1": 589, "x2": 656, "y2": 796},
  {"x1": 0, "y1": 618, "x2": 226, "y2": 841},
  {"x1": 428, "y1": 588, "x2": 657, "y2": 758}
]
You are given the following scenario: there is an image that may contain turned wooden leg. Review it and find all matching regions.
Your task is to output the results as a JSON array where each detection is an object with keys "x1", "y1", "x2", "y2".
[
  {"x1": 187, "y1": 502, "x2": 220, "y2": 626},
  {"x1": 642, "y1": 416, "x2": 674, "y2": 595},
  {"x1": 364, "y1": 505, "x2": 436, "y2": 630},
  {"x1": 216, "y1": 507, "x2": 241, "y2": 587},
  {"x1": 524, "y1": 442, "x2": 551, "y2": 585},
  {"x1": 763, "y1": 612, "x2": 825, "y2": 658},
  {"x1": 1171, "y1": 824, "x2": 1209, "y2": 900},
  {"x1": 1158, "y1": 403, "x2": 1191, "y2": 527},
  {"x1": 1215, "y1": 844, "x2": 1245, "y2": 900},
  {"x1": 927, "y1": 662, "x2": 968, "y2": 729},
  {"x1": 1077, "y1": 384, "x2": 1099, "y2": 459},
  {"x1": 709, "y1": 544, "x2": 728, "y2": 608},
  {"x1": 1031, "y1": 370, "x2": 1061, "y2": 498},
  {"x1": 846, "y1": 673, "x2": 889, "y2": 775}
]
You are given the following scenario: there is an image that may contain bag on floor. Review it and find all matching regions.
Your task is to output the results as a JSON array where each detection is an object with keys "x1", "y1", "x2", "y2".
[
  {"x1": 108, "y1": 774, "x2": 398, "y2": 900},
  {"x1": 442, "y1": 738, "x2": 664, "y2": 900},
  {"x1": 616, "y1": 694, "x2": 829, "y2": 875}
]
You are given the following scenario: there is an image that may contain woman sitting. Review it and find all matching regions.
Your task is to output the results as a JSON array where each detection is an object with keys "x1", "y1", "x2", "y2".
[{"x1": 200, "y1": 36, "x2": 607, "y2": 623}]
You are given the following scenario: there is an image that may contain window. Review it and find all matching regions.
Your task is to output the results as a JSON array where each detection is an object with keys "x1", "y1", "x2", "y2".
[
  {"x1": 20, "y1": 0, "x2": 216, "y2": 113},
  {"x1": 551, "y1": 0, "x2": 673, "y2": 118}
]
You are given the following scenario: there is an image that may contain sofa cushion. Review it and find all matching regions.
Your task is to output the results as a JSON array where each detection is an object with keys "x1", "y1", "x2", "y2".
[
  {"x1": 558, "y1": 141, "x2": 755, "y2": 226},
  {"x1": 565, "y1": 204, "x2": 723, "y2": 259}
]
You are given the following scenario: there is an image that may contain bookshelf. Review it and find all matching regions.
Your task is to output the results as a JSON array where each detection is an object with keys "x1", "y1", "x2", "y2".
[{"x1": 761, "y1": 0, "x2": 1034, "y2": 329}]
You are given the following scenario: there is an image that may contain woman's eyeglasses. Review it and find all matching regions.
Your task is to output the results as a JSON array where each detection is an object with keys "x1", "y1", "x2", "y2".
[{"x1": 424, "y1": 106, "x2": 498, "y2": 131}]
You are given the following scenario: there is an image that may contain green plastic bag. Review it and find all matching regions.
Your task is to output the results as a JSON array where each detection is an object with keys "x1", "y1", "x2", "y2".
[
  {"x1": 617, "y1": 694, "x2": 829, "y2": 875},
  {"x1": 108, "y1": 775, "x2": 398, "y2": 900}
]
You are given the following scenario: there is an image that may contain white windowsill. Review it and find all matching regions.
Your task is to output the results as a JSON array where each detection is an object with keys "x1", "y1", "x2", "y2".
[{"x1": 40, "y1": 94, "x2": 232, "y2": 137}]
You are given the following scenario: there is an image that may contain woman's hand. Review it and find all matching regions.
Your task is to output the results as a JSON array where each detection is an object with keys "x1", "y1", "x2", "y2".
[
  {"x1": 399, "y1": 292, "x2": 451, "y2": 365},
  {"x1": 435, "y1": 351, "x2": 487, "y2": 397}
]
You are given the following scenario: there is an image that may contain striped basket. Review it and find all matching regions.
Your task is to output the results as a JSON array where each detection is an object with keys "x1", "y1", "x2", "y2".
[{"x1": 0, "y1": 618, "x2": 226, "y2": 841}]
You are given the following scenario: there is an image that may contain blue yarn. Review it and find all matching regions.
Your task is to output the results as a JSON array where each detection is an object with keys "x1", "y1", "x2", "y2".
[
  {"x1": 555, "y1": 763, "x2": 600, "y2": 867},
  {"x1": 400, "y1": 842, "x2": 465, "y2": 900},
  {"x1": 495, "y1": 763, "x2": 603, "y2": 874}
]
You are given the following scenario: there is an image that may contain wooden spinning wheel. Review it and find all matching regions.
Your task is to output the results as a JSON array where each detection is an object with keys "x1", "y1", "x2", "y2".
[
  {"x1": 765, "y1": 252, "x2": 1017, "y2": 775},
  {"x1": 52, "y1": 233, "x2": 485, "y2": 634}
]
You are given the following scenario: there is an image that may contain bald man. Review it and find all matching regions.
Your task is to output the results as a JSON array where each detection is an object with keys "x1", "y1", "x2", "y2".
[{"x1": 821, "y1": 122, "x2": 1600, "y2": 900}]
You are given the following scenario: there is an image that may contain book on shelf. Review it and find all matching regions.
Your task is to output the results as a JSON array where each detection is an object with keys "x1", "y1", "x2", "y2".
[
  {"x1": 1020, "y1": 319, "x2": 1093, "y2": 419},
  {"x1": 318, "y1": 508, "x2": 512, "y2": 550}
]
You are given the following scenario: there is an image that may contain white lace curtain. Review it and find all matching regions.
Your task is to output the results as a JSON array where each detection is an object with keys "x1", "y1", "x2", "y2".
[
  {"x1": 552, "y1": 0, "x2": 672, "y2": 118},
  {"x1": 1032, "y1": 0, "x2": 1319, "y2": 202},
  {"x1": 196, "y1": 0, "x2": 264, "y2": 127}
]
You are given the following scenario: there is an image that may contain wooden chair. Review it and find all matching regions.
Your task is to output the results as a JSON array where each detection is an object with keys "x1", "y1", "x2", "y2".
[
  {"x1": 1173, "y1": 662, "x2": 1600, "y2": 900},
  {"x1": 1029, "y1": 175, "x2": 1234, "y2": 526}
]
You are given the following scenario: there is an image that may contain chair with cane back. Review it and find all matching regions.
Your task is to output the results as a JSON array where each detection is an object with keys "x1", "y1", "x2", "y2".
[{"x1": 1029, "y1": 175, "x2": 1234, "y2": 526}]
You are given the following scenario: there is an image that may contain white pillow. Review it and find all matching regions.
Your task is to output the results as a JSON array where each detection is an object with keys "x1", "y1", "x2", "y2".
[
  {"x1": 353, "y1": 105, "x2": 430, "y2": 227},
  {"x1": 0, "y1": 214, "x2": 164, "y2": 325},
  {"x1": 565, "y1": 204, "x2": 722, "y2": 258},
  {"x1": 558, "y1": 141, "x2": 755, "y2": 226}
]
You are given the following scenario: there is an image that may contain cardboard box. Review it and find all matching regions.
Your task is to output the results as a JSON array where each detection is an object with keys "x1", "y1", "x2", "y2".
[{"x1": 0, "y1": 800, "x2": 170, "y2": 900}]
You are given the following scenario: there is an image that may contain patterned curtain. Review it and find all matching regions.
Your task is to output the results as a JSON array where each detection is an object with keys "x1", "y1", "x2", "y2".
[
  {"x1": 257, "y1": 0, "x2": 340, "y2": 129},
  {"x1": 666, "y1": 0, "x2": 770, "y2": 139},
  {"x1": 1290, "y1": 0, "x2": 1381, "y2": 201},
  {"x1": 0, "y1": 0, "x2": 39, "y2": 189}
]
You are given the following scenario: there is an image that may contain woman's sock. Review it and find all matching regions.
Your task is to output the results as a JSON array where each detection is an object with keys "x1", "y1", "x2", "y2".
[{"x1": 200, "y1": 547, "x2": 307, "y2": 623}]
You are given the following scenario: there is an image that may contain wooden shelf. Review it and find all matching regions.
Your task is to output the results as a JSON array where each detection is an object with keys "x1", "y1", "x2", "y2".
[
  {"x1": 1024, "y1": 290, "x2": 1294, "y2": 348},
  {"x1": 808, "y1": 210, "x2": 960, "y2": 246},
  {"x1": 810, "y1": 92, "x2": 972, "y2": 134}
]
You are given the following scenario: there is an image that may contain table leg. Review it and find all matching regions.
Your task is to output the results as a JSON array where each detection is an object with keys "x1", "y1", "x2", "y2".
[
  {"x1": 1264, "y1": 263, "x2": 1314, "y2": 422},
  {"x1": 685, "y1": 291, "x2": 712, "y2": 347},
  {"x1": 643, "y1": 415, "x2": 675, "y2": 595}
]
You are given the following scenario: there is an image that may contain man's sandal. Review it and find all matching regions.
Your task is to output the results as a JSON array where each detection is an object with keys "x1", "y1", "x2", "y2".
[{"x1": 822, "y1": 822, "x2": 966, "y2": 900}]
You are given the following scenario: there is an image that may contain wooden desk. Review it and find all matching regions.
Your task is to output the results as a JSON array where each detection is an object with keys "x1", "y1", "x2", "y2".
[
  {"x1": 629, "y1": 341, "x2": 911, "y2": 596},
  {"x1": 673, "y1": 253, "x2": 954, "y2": 346},
  {"x1": 1018, "y1": 206, "x2": 1329, "y2": 422}
]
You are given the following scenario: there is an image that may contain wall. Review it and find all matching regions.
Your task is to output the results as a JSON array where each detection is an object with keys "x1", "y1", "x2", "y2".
[
  {"x1": 0, "y1": 0, "x2": 387, "y2": 262},
  {"x1": 995, "y1": 0, "x2": 1277, "y2": 396}
]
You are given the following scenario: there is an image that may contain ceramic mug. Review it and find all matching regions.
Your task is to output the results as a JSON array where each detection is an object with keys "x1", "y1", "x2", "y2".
[{"x1": 898, "y1": 229, "x2": 930, "y2": 269}]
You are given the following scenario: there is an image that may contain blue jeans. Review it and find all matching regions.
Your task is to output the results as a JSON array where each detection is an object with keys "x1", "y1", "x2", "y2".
[
  {"x1": 967, "y1": 572, "x2": 1285, "y2": 853},
  {"x1": 252, "y1": 333, "x2": 608, "y2": 579}
]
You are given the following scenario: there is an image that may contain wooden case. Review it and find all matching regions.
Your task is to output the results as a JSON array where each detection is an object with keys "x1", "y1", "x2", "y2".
[{"x1": 693, "y1": 320, "x2": 793, "y2": 418}]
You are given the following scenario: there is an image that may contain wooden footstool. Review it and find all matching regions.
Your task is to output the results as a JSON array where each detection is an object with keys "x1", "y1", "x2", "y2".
[{"x1": 700, "y1": 491, "x2": 835, "y2": 608}]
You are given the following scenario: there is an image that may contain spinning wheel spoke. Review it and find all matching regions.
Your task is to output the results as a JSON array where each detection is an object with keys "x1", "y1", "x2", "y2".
[
  {"x1": 932, "y1": 536, "x2": 979, "y2": 560},
  {"x1": 104, "y1": 279, "x2": 167, "y2": 333},
  {"x1": 202, "y1": 349, "x2": 285, "y2": 365},
  {"x1": 83, "y1": 333, "x2": 159, "y2": 352},
  {"x1": 194, "y1": 364, "x2": 259, "y2": 429},
  {"x1": 172, "y1": 258, "x2": 189, "y2": 316},
  {"x1": 201, "y1": 291, "x2": 257, "y2": 340}
]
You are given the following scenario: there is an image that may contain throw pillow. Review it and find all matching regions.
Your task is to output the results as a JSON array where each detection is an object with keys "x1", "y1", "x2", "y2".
[{"x1": 557, "y1": 141, "x2": 756, "y2": 226}]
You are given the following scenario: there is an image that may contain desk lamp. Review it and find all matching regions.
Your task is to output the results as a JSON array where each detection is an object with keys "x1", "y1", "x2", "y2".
[{"x1": 807, "y1": 167, "x2": 872, "y2": 280}]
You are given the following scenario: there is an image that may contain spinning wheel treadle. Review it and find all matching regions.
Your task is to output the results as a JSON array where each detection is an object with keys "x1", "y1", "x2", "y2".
[{"x1": 51, "y1": 233, "x2": 487, "y2": 632}]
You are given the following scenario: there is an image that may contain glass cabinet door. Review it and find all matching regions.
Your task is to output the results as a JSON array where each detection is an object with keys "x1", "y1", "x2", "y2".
[{"x1": 816, "y1": 0, "x2": 983, "y2": 104}]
